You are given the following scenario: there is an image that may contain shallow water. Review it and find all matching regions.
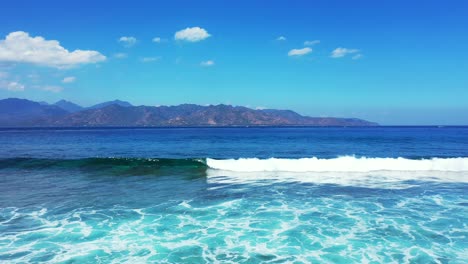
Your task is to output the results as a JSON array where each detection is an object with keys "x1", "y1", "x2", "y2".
[{"x1": 0, "y1": 127, "x2": 467, "y2": 263}]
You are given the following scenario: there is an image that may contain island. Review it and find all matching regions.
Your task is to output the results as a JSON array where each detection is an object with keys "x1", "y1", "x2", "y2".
[{"x1": 0, "y1": 98, "x2": 378, "y2": 127}]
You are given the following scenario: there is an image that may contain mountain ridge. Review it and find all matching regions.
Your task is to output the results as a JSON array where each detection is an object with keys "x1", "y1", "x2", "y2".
[
  {"x1": 0, "y1": 98, "x2": 379, "y2": 127},
  {"x1": 87, "y1": 100, "x2": 133, "y2": 110},
  {"x1": 54, "y1": 100, "x2": 83, "y2": 113}
]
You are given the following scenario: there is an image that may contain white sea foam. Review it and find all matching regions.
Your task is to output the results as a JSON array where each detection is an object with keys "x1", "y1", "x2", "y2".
[
  {"x1": 206, "y1": 156, "x2": 468, "y2": 187},
  {"x1": 1, "y1": 192, "x2": 466, "y2": 263},
  {"x1": 206, "y1": 156, "x2": 468, "y2": 172}
]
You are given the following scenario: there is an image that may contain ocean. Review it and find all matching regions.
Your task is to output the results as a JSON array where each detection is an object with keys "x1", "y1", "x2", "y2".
[{"x1": 0, "y1": 127, "x2": 467, "y2": 263}]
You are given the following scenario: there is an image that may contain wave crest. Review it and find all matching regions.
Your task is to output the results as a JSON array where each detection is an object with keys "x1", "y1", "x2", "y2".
[{"x1": 206, "y1": 156, "x2": 468, "y2": 172}]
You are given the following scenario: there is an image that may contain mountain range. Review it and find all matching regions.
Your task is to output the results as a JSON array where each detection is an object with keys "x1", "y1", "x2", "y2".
[{"x1": 0, "y1": 98, "x2": 378, "y2": 127}]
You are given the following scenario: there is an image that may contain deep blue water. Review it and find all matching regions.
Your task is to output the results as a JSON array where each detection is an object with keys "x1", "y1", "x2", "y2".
[
  {"x1": 0, "y1": 127, "x2": 467, "y2": 263},
  {"x1": 1, "y1": 126, "x2": 468, "y2": 159}
]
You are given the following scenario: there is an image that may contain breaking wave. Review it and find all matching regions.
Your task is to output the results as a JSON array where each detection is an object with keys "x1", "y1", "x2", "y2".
[
  {"x1": 2, "y1": 156, "x2": 468, "y2": 174},
  {"x1": 206, "y1": 156, "x2": 468, "y2": 172}
]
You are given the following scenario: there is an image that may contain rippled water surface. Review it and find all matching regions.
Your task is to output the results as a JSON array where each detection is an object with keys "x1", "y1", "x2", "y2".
[{"x1": 1, "y1": 127, "x2": 467, "y2": 263}]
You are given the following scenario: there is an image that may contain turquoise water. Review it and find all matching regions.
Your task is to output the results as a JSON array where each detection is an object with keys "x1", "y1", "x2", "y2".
[{"x1": 1, "y1": 127, "x2": 467, "y2": 263}]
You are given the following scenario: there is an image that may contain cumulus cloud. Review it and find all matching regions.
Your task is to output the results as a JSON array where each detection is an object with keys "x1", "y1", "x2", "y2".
[
  {"x1": 152, "y1": 37, "x2": 167, "y2": 44},
  {"x1": 0, "y1": 31, "x2": 106, "y2": 68},
  {"x1": 175, "y1": 27, "x2": 211, "y2": 42},
  {"x1": 200, "y1": 60, "x2": 215, "y2": 66},
  {"x1": 62, "y1": 76, "x2": 76, "y2": 83},
  {"x1": 0, "y1": 81, "x2": 25, "y2": 91},
  {"x1": 288, "y1": 47, "x2": 312, "y2": 56},
  {"x1": 277, "y1": 36, "x2": 286, "y2": 41},
  {"x1": 140, "y1": 57, "x2": 160, "y2": 62},
  {"x1": 114, "y1": 53, "x2": 128, "y2": 59},
  {"x1": 118, "y1": 36, "x2": 137, "y2": 47},
  {"x1": 0, "y1": 71, "x2": 24, "y2": 91},
  {"x1": 304, "y1": 40, "x2": 320, "y2": 46},
  {"x1": 331, "y1": 47, "x2": 359, "y2": 58},
  {"x1": 8, "y1": 82, "x2": 25, "y2": 91}
]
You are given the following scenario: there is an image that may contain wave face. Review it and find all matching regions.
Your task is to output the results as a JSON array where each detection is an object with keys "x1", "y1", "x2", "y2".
[
  {"x1": 206, "y1": 156, "x2": 468, "y2": 172},
  {"x1": 0, "y1": 157, "x2": 207, "y2": 176}
]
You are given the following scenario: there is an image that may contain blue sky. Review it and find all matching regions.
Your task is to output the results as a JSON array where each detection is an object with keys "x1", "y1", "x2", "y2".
[{"x1": 0, "y1": 0, "x2": 467, "y2": 125}]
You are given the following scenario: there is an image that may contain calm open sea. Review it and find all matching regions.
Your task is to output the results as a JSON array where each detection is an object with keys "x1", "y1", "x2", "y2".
[{"x1": 0, "y1": 127, "x2": 467, "y2": 263}]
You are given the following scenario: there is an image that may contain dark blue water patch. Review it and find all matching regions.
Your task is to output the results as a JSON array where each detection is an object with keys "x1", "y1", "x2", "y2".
[
  {"x1": 0, "y1": 157, "x2": 208, "y2": 177},
  {"x1": 1, "y1": 127, "x2": 467, "y2": 159}
]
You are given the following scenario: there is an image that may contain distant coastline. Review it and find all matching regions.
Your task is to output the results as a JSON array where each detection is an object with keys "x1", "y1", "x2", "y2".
[
  {"x1": 0, "y1": 98, "x2": 378, "y2": 127},
  {"x1": 2, "y1": 126, "x2": 467, "y2": 130}
]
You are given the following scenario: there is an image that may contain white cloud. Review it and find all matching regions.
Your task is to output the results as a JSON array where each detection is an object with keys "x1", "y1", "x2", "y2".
[
  {"x1": 304, "y1": 40, "x2": 320, "y2": 46},
  {"x1": 118, "y1": 36, "x2": 137, "y2": 47},
  {"x1": 41, "y1": 85, "x2": 63, "y2": 93},
  {"x1": 114, "y1": 53, "x2": 128, "y2": 59},
  {"x1": 331, "y1": 47, "x2": 359, "y2": 58},
  {"x1": 352, "y1": 54, "x2": 363, "y2": 60},
  {"x1": 152, "y1": 37, "x2": 167, "y2": 44},
  {"x1": 62, "y1": 76, "x2": 76, "y2": 83},
  {"x1": 200, "y1": 60, "x2": 215, "y2": 66},
  {"x1": 140, "y1": 57, "x2": 160, "y2": 62},
  {"x1": 0, "y1": 31, "x2": 106, "y2": 68},
  {"x1": 288, "y1": 47, "x2": 312, "y2": 56},
  {"x1": 0, "y1": 72, "x2": 24, "y2": 91},
  {"x1": 277, "y1": 36, "x2": 286, "y2": 41},
  {"x1": 175, "y1": 27, "x2": 211, "y2": 42},
  {"x1": 0, "y1": 81, "x2": 25, "y2": 91}
]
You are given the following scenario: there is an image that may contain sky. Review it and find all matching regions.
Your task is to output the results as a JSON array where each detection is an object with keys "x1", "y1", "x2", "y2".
[{"x1": 0, "y1": 0, "x2": 467, "y2": 125}]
